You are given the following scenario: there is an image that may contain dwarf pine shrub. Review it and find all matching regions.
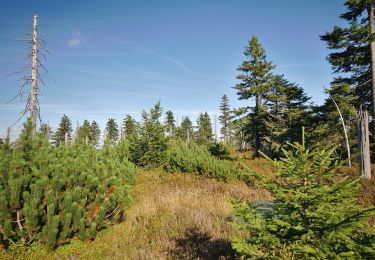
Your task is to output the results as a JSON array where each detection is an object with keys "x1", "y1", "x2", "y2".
[
  {"x1": 232, "y1": 134, "x2": 375, "y2": 259},
  {"x1": 0, "y1": 122, "x2": 136, "y2": 249},
  {"x1": 164, "y1": 141, "x2": 242, "y2": 181}
]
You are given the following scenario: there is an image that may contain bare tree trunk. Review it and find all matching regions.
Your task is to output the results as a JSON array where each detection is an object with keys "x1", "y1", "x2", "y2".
[
  {"x1": 30, "y1": 15, "x2": 38, "y2": 133},
  {"x1": 358, "y1": 108, "x2": 371, "y2": 179},
  {"x1": 330, "y1": 96, "x2": 351, "y2": 166},
  {"x1": 254, "y1": 94, "x2": 262, "y2": 157},
  {"x1": 65, "y1": 132, "x2": 68, "y2": 146},
  {"x1": 367, "y1": 2, "x2": 375, "y2": 144}
]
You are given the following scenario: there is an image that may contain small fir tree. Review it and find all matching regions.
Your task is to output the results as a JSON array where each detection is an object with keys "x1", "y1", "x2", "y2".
[{"x1": 232, "y1": 129, "x2": 375, "y2": 258}]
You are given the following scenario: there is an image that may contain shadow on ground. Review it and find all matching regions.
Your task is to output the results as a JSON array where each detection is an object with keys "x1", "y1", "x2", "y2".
[{"x1": 171, "y1": 228, "x2": 237, "y2": 259}]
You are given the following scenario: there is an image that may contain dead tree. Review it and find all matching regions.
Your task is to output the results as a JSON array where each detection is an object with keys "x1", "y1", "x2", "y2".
[
  {"x1": 6, "y1": 14, "x2": 49, "y2": 133},
  {"x1": 330, "y1": 96, "x2": 351, "y2": 167},
  {"x1": 358, "y1": 107, "x2": 371, "y2": 179}
]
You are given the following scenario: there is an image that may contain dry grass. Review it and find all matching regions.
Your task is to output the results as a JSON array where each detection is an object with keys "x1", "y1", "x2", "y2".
[{"x1": 1, "y1": 170, "x2": 270, "y2": 260}]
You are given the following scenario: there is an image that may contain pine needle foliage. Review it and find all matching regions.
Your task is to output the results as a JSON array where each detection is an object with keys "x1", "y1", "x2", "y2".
[
  {"x1": 232, "y1": 130, "x2": 375, "y2": 259},
  {"x1": 164, "y1": 141, "x2": 242, "y2": 181},
  {"x1": 0, "y1": 121, "x2": 136, "y2": 249}
]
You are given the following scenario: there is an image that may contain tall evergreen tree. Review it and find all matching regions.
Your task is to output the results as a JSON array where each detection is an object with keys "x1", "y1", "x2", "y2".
[
  {"x1": 39, "y1": 123, "x2": 52, "y2": 139},
  {"x1": 266, "y1": 75, "x2": 311, "y2": 155},
  {"x1": 165, "y1": 110, "x2": 176, "y2": 136},
  {"x1": 122, "y1": 114, "x2": 137, "y2": 140},
  {"x1": 53, "y1": 114, "x2": 72, "y2": 146},
  {"x1": 219, "y1": 94, "x2": 233, "y2": 144},
  {"x1": 90, "y1": 121, "x2": 101, "y2": 146},
  {"x1": 105, "y1": 118, "x2": 119, "y2": 144},
  {"x1": 77, "y1": 120, "x2": 92, "y2": 144},
  {"x1": 177, "y1": 116, "x2": 194, "y2": 143},
  {"x1": 134, "y1": 102, "x2": 167, "y2": 168},
  {"x1": 234, "y1": 36, "x2": 275, "y2": 156},
  {"x1": 195, "y1": 112, "x2": 213, "y2": 145},
  {"x1": 321, "y1": 0, "x2": 374, "y2": 125},
  {"x1": 311, "y1": 83, "x2": 358, "y2": 160}
]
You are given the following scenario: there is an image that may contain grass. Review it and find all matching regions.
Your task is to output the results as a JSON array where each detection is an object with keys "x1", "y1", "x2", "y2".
[{"x1": 1, "y1": 169, "x2": 270, "y2": 259}]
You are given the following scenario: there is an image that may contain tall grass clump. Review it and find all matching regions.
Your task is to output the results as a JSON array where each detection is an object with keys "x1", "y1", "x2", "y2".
[{"x1": 164, "y1": 141, "x2": 242, "y2": 181}]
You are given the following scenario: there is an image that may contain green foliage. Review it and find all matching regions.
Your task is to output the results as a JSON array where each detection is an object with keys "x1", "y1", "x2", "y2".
[
  {"x1": 195, "y1": 112, "x2": 213, "y2": 145},
  {"x1": 90, "y1": 121, "x2": 101, "y2": 146},
  {"x1": 164, "y1": 141, "x2": 242, "y2": 181},
  {"x1": 320, "y1": 0, "x2": 372, "y2": 109},
  {"x1": 208, "y1": 142, "x2": 233, "y2": 160},
  {"x1": 219, "y1": 94, "x2": 233, "y2": 145},
  {"x1": 53, "y1": 114, "x2": 73, "y2": 146},
  {"x1": 234, "y1": 36, "x2": 275, "y2": 156},
  {"x1": 0, "y1": 121, "x2": 136, "y2": 249},
  {"x1": 132, "y1": 102, "x2": 168, "y2": 168},
  {"x1": 165, "y1": 110, "x2": 176, "y2": 136},
  {"x1": 176, "y1": 116, "x2": 194, "y2": 143},
  {"x1": 232, "y1": 135, "x2": 375, "y2": 259},
  {"x1": 105, "y1": 118, "x2": 119, "y2": 144},
  {"x1": 122, "y1": 114, "x2": 138, "y2": 141}
]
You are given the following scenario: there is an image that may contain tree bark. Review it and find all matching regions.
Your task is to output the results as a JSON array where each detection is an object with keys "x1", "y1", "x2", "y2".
[
  {"x1": 30, "y1": 15, "x2": 38, "y2": 133},
  {"x1": 358, "y1": 108, "x2": 371, "y2": 179},
  {"x1": 254, "y1": 94, "x2": 262, "y2": 157}
]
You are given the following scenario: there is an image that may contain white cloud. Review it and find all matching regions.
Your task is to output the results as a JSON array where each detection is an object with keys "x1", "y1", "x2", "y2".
[{"x1": 67, "y1": 30, "x2": 85, "y2": 47}]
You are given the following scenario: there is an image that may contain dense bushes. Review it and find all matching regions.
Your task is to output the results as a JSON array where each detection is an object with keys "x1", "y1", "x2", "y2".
[
  {"x1": 164, "y1": 141, "x2": 242, "y2": 181},
  {"x1": 231, "y1": 138, "x2": 375, "y2": 259},
  {"x1": 0, "y1": 123, "x2": 136, "y2": 249}
]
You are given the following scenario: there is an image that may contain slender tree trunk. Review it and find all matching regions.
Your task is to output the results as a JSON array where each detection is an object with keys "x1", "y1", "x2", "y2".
[
  {"x1": 30, "y1": 15, "x2": 38, "y2": 133},
  {"x1": 255, "y1": 94, "x2": 262, "y2": 157},
  {"x1": 368, "y1": 2, "x2": 375, "y2": 141},
  {"x1": 330, "y1": 96, "x2": 352, "y2": 166},
  {"x1": 358, "y1": 108, "x2": 371, "y2": 179}
]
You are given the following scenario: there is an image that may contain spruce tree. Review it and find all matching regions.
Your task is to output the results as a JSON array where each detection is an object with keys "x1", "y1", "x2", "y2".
[
  {"x1": 165, "y1": 110, "x2": 176, "y2": 136},
  {"x1": 177, "y1": 116, "x2": 194, "y2": 143},
  {"x1": 77, "y1": 119, "x2": 92, "y2": 144},
  {"x1": 266, "y1": 75, "x2": 311, "y2": 156},
  {"x1": 311, "y1": 83, "x2": 357, "y2": 160},
  {"x1": 90, "y1": 121, "x2": 101, "y2": 146},
  {"x1": 134, "y1": 102, "x2": 168, "y2": 168},
  {"x1": 105, "y1": 118, "x2": 119, "y2": 144},
  {"x1": 122, "y1": 114, "x2": 137, "y2": 140},
  {"x1": 232, "y1": 130, "x2": 375, "y2": 258},
  {"x1": 234, "y1": 36, "x2": 275, "y2": 156},
  {"x1": 53, "y1": 114, "x2": 73, "y2": 146},
  {"x1": 39, "y1": 123, "x2": 52, "y2": 139},
  {"x1": 219, "y1": 94, "x2": 233, "y2": 144},
  {"x1": 321, "y1": 0, "x2": 374, "y2": 122},
  {"x1": 195, "y1": 112, "x2": 213, "y2": 145}
]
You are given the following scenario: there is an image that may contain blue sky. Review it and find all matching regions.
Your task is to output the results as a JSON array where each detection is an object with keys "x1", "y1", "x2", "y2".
[{"x1": 0, "y1": 0, "x2": 345, "y2": 138}]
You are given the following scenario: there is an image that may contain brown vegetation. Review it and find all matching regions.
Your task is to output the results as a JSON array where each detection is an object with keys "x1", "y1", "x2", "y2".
[{"x1": 1, "y1": 169, "x2": 270, "y2": 259}]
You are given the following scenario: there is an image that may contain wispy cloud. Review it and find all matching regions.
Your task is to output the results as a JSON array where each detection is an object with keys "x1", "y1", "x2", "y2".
[{"x1": 67, "y1": 30, "x2": 85, "y2": 47}]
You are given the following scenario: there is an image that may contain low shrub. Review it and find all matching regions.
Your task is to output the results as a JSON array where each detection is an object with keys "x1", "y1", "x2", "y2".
[
  {"x1": 0, "y1": 122, "x2": 137, "y2": 249},
  {"x1": 164, "y1": 141, "x2": 242, "y2": 181}
]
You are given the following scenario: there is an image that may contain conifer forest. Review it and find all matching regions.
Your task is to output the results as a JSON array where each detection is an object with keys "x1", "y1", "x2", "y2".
[{"x1": 1, "y1": 1, "x2": 375, "y2": 259}]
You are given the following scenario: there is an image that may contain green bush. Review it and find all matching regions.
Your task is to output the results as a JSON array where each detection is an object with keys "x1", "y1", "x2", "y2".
[
  {"x1": 231, "y1": 137, "x2": 375, "y2": 259},
  {"x1": 208, "y1": 143, "x2": 234, "y2": 160},
  {"x1": 0, "y1": 122, "x2": 137, "y2": 249},
  {"x1": 164, "y1": 141, "x2": 242, "y2": 181}
]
